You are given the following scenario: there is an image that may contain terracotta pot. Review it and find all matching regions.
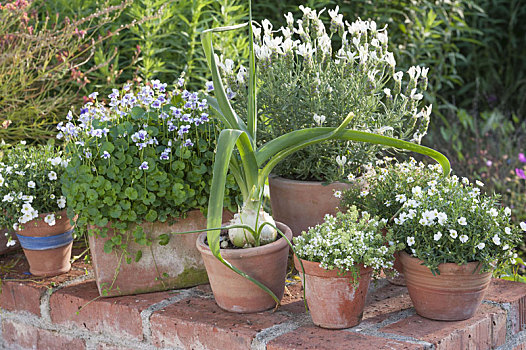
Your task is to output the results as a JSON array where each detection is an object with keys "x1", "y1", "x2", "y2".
[
  {"x1": 294, "y1": 255, "x2": 372, "y2": 329},
  {"x1": 15, "y1": 210, "x2": 74, "y2": 277},
  {"x1": 268, "y1": 175, "x2": 351, "y2": 236},
  {"x1": 386, "y1": 251, "x2": 406, "y2": 286},
  {"x1": 399, "y1": 251, "x2": 492, "y2": 321},
  {"x1": 196, "y1": 222, "x2": 292, "y2": 313},
  {"x1": 88, "y1": 210, "x2": 231, "y2": 297}
]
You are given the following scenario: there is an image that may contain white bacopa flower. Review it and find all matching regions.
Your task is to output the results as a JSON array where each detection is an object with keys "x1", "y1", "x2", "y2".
[
  {"x1": 459, "y1": 235, "x2": 469, "y2": 243},
  {"x1": 48, "y1": 171, "x2": 57, "y2": 181},
  {"x1": 492, "y1": 234, "x2": 501, "y2": 245},
  {"x1": 458, "y1": 217, "x2": 467, "y2": 226},
  {"x1": 477, "y1": 242, "x2": 485, "y2": 250},
  {"x1": 487, "y1": 208, "x2": 498, "y2": 217},
  {"x1": 505, "y1": 227, "x2": 512, "y2": 235},
  {"x1": 449, "y1": 229, "x2": 458, "y2": 239},
  {"x1": 44, "y1": 214, "x2": 56, "y2": 227},
  {"x1": 333, "y1": 190, "x2": 342, "y2": 198},
  {"x1": 406, "y1": 236, "x2": 415, "y2": 246},
  {"x1": 395, "y1": 194, "x2": 407, "y2": 203},
  {"x1": 27, "y1": 181, "x2": 36, "y2": 189},
  {"x1": 504, "y1": 207, "x2": 512, "y2": 216},
  {"x1": 57, "y1": 196, "x2": 66, "y2": 209},
  {"x1": 433, "y1": 231, "x2": 442, "y2": 241}
]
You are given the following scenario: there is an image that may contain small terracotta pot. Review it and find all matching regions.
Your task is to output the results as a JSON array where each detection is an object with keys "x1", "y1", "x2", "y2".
[
  {"x1": 294, "y1": 255, "x2": 373, "y2": 329},
  {"x1": 268, "y1": 175, "x2": 351, "y2": 236},
  {"x1": 399, "y1": 251, "x2": 492, "y2": 321},
  {"x1": 196, "y1": 222, "x2": 292, "y2": 313},
  {"x1": 15, "y1": 210, "x2": 74, "y2": 277}
]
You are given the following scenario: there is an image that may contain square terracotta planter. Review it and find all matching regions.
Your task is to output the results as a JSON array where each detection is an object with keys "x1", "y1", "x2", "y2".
[{"x1": 89, "y1": 210, "x2": 225, "y2": 297}]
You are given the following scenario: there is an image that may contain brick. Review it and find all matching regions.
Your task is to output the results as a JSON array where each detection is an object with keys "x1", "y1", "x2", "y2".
[
  {"x1": 2, "y1": 319, "x2": 86, "y2": 350},
  {"x1": 49, "y1": 280, "x2": 174, "y2": 340},
  {"x1": 362, "y1": 283, "x2": 413, "y2": 323},
  {"x1": 150, "y1": 295, "x2": 297, "y2": 350},
  {"x1": 380, "y1": 304, "x2": 507, "y2": 350},
  {"x1": 0, "y1": 281, "x2": 46, "y2": 316},
  {"x1": 513, "y1": 344, "x2": 526, "y2": 350},
  {"x1": 267, "y1": 325, "x2": 425, "y2": 350},
  {"x1": 486, "y1": 278, "x2": 526, "y2": 333},
  {"x1": 0, "y1": 248, "x2": 90, "y2": 316}
]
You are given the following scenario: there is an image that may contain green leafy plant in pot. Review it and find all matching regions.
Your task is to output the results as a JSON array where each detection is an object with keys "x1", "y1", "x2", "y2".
[
  {"x1": 196, "y1": 1, "x2": 450, "y2": 313},
  {"x1": 0, "y1": 142, "x2": 74, "y2": 277},
  {"x1": 59, "y1": 79, "x2": 239, "y2": 297},
  {"x1": 221, "y1": 5, "x2": 435, "y2": 235},
  {"x1": 389, "y1": 169, "x2": 525, "y2": 321}
]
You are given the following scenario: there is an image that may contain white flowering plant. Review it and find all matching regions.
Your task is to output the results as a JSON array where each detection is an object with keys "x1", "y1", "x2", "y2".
[
  {"x1": 0, "y1": 142, "x2": 69, "y2": 247},
  {"x1": 340, "y1": 157, "x2": 443, "y2": 221},
  {"x1": 58, "y1": 79, "x2": 239, "y2": 255},
  {"x1": 222, "y1": 6, "x2": 432, "y2": 182},
  {"x1": 293, "y1": 206, "x2": 402, "y2": 282},
  {"x1": 389, "y1": 174, "x2": 525, "y2": 274}
]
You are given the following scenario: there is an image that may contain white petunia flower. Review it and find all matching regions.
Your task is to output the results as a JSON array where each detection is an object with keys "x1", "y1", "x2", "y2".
[
  {"x1": 44, "y1": 214, "x2": 56, "y2": 226},
  {"x1": 492, "y1": 234, "x2": 501, "y2": 245},
  {"x1": 57, "y1": 196, "x2": 66, "y2": 209}
]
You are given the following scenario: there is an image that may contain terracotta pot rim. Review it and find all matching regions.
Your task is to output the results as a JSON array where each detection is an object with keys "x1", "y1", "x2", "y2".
[
  {"x1": 269, "y1": 174, "x2": 350, "y2": 186},
  {"x1": 399, "y1": 250, "x2": 490, "y2": 274},
  {"x1": 196, "y1": 222, "x2": 292, "y2": 259},
  {"x1": 294, "y1": 255, "x2": 372, "y2": 278}
]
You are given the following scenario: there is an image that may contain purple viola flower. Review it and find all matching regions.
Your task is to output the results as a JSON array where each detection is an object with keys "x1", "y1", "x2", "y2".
[
  {"x1": 108, "y1": 89, "x2": 120, "y2": 99},
  {"x1": 88, "y1": 92, "x2": 99, "y2": 99},
  {"x1": 84, "y1": 149, "x2": 92, "y2": 159},
  {"x1": 123, "y1": 83, "x2": 132, "y2": 92},
  {"x1": 519, "y1": 153, "x2": 526, "y2": 163},
  {"x1": 198, "y1": 100, "x2": 208, "y2": 110},
  {"x1": 184, "y1": 101, "x2": 194, "y2": 110},
  {"x1": 66, "y1": 111, "x2": 73, "y2": 120},
  {"x1": 183, "y1": 139, "x2": 194, "y2": 147},
  {"x1": 160, "y1": 112, "x2": 169, "y2": 120},
  {"x1": 226, "y1": 88, "x2": 236, "y2": 100},
  {"x1": 91, "y1": 129, "x2": 104, "y2": 138},
  {"x1": 205, "y1": 81, "x2": 214, "y2": 92},
  {"x1": 170, "y1": 107, "x2": 182, "y2": 118},
  {"x1": 157, "y1": 94, "x2": 166, "y2": 103},
  {"x1": 137, "y1": 142, "x2": 148, "y2": 150},
  {"x1": 80, "y1": 107, "x2": 89, "y2": 114},
  {"x1": 151, "y1": 80, "x2": 161, "y2": 90},
  {"x1": 517, "y1": 168, "x2": 526, "y2": 180},
  {"x1": 178, "y1": 77, "x2": 185, "y2": 87},
  {"x1": 182, "y1": 114, "x2": 191, "y2": 122},
  {"x1": 151, "y1": 99, "x2": 162, "y2": 109},
  {"x1": 200, "y1": 113, "x2": 209, "y2": 122},
  {"x1": 190, "y1": 92, "x2": 199, "y2": 101},
  {"x1": 182, "y1": 90, "x2": 191, "y2": 100},
  {"x1": 102, "y1": 151, "x2": 111, "y2": 159},
  {"x1": 160, "y1": 153, "x2": 170, "y2": 160},
  {"x1": 139, "y1": 161, "x2": 149, "y2": 170},
  {"x1": 178, "y1": 125, "x2": 190, "y2": 136},
  {"x1": 167, "y1": 121, "x2": 177, "y2": 132}
]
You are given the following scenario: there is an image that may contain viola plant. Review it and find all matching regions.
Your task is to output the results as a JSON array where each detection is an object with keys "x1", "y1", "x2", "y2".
[
  {"x1": 0, "y1": 142, "x2": 69, "y2": 247},
  {"x1": 389, "y1": 174, "x2": 526, "y2": 274},
  {"x1": 200, "y1": 1, "x2": 449, "y2": 305},
  {"x1": 221, "y1": 6, "x2": 432, "y2": 182},
  {"x1": 59, "y1": 79, "x2": 239, "y2": 258},
  {"x1": 340, "y1": 157, "x2": 444, "y2": 222},
  {"x1": 293, "y1": 206, "x2": 402, "y2": 282}
]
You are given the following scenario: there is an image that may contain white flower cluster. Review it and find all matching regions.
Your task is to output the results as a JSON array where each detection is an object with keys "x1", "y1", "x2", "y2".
[
  {"x1": 0, "y1": 144, "x2": 68, "y2": 246},
  {"x1": 294, "y1": 208, "x2": 396, "y2": 276}
]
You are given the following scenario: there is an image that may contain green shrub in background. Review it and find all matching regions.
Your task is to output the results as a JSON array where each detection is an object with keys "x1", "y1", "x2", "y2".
[
  {"x1": 0, "y1": 0, "x2": 129, "y2": 145},
  {"x1": 39, "y1": 0, "x2": 249, "y2": 92}
]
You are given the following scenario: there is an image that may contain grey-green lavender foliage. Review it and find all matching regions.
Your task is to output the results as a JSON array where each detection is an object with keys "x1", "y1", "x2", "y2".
[{"x1": 220, "y1": 6, "x2": 432, "y2": 182}]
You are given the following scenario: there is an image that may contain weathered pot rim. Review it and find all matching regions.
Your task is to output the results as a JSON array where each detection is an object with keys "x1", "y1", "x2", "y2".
[
  {"x1": 399, "y1": 250, "x2": 491, "y2": 275},
  {"x1": 268, "y1": 174, "x2": 351, "y2": 186},
  {"x1": 196, "y1": 221, "x2": 292, "y2": 259},
  {"x1": 293, "y1": 255, "x2": 372, "y2": 278}
]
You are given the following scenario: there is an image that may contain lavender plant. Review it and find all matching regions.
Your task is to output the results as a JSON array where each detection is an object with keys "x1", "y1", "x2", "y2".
[
  {"x1": 0, "y1": 143, "x2": 69, "y2": 247},
  {"x1": 59, "y1": 79, "x2": 239, "y2": 255},
  {"x1": 221, "y1": 6, "x2": 432, "y2": 182}
]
